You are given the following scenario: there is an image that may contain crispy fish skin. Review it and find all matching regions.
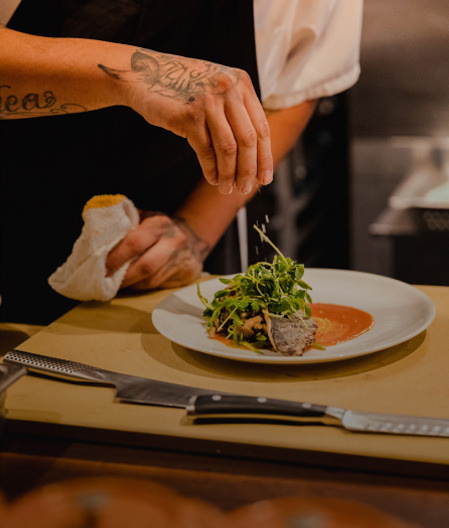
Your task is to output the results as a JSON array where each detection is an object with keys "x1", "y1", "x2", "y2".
[{"x1": 264, "y1": 312, "x2": 318, "y2": 356}]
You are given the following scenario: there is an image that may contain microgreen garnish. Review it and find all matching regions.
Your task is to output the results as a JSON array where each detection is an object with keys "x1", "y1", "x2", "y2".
[{"x1": 198, "y1": 225, "x2": 313, "y2": 351}]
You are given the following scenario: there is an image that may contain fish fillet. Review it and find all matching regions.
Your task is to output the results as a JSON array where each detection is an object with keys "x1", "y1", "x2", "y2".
[{"x1": 264, "y1": 312, "x2": 318, "y2": 356}]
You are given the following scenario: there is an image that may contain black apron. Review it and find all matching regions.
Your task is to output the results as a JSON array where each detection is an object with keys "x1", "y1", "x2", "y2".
[{"x1": 0, "y1": 0, "x2": 260, "y2": 324}]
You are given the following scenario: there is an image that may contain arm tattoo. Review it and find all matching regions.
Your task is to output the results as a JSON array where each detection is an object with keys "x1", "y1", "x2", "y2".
[
  {"x1": 140, "y1": 211, "x2": 211, "y2": 263},
  {"x1": 173, "y1": 216, "x2": 211, "y2": 262},
  {"x1": 0, "y1": 85, "x2": 87, "y2": 119},
  {"x1": 99, "y1": 49, "x2": 240, "y2": 103}
]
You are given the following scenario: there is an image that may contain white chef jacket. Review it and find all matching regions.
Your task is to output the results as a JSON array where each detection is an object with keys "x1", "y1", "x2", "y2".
[{"x1": 254, "y1": 0, "x2": 363, "y2": 110}]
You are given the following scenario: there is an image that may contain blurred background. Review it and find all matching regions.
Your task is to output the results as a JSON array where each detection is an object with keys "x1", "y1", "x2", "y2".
[{"x1": 248, "y1": 0, "x2": 449, "y2": 286}]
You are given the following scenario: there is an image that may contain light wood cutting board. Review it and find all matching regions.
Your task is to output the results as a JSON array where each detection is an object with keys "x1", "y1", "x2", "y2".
[{"x1": 3, "y1": 283, "x2": 449, "y2": 477}]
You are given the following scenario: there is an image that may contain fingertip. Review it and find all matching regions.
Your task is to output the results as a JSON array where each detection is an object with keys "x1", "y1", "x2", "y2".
[
  {"x1": 204, "y1": 171, "x2": 219, "y2": 186},
  {"x1": 257, "y1": 142, "x2": 273, "y2": 186},
  {"x1": 258, "y1": 170, "x2": 273, "y2": 186},
  {"x1": 239, "y1": 183, "x2": 253, "y2": 195},
  {"x1": 218, "y1": 182, "x2": 235, "y2": 195},
  {"x1": 200, "y1": 161, "x2": 218, "y2": 185}
]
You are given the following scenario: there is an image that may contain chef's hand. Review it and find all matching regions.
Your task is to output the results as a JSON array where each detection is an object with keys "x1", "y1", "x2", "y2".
[
  {"x1": 99, "y1": 48, "x2": 273, "y2": 195},
  {"x1": 105, "y1": 211, "x2": 210, "y2": 290}
]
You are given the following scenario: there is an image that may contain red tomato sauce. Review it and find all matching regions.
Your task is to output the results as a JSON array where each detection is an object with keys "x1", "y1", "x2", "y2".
[{"x1": 310, "y1": 303, "x2": 374, "y2": 347}]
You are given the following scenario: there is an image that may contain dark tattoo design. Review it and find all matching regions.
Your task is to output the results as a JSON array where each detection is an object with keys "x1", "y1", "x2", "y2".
[
  {"x1": 173, "y1": 215, "x2": 211, "y2": 262},
  {"x1": 99, "y1": 49, "x2": 239, "y2": 103},
  {"x1": 0, "y1": 85, "x2": 87, "y2": 118},
  {"x1": 140, "y1": 211, "x2": 210, "y2": 263}
]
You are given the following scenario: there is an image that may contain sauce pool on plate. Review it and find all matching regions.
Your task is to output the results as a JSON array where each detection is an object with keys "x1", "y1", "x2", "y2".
[{"x1": 310, "y1": 303, "x2": 374, "y2": 347}]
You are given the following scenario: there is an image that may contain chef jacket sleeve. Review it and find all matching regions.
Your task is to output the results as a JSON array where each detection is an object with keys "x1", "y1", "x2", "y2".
[{"x1": 254, "y1": 0, "x2": 363, "y2": 110}]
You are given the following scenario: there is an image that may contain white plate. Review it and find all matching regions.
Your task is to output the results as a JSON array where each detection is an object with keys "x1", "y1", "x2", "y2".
[{"x1": 151, "y1": 269, "x2": 436, "y2": 364}]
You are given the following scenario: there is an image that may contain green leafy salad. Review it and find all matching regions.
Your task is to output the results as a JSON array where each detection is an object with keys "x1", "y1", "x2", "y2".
[{"x1": 197, "y1": 226, "x2": 313, "y2": 353}]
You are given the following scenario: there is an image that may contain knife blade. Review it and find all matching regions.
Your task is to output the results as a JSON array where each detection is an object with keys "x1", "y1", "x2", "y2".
[
  {"x1": 4, "y1": 350, "x2": 449, "y2": 438},
  {"x1": 3, "y1": 349, "x2": 212, "y2": 408}
]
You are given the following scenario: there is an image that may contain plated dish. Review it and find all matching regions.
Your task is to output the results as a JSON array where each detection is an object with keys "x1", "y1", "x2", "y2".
[{"x1": 152, "y1": 269, "x2": 436, "y2": 364}]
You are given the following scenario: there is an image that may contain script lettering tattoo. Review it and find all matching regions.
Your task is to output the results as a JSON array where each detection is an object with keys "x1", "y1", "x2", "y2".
[
  {"x1": 99, "y1": 49, "x2": 240, "y2": 102},
  {"x1": 0, "y1": 85, "x2": 87, "y2": 118}
]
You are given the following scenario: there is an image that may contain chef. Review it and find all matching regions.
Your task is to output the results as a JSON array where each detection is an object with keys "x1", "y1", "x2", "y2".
[{"x1": 0, "y1": 0, "x2": 363, "y2": 324}]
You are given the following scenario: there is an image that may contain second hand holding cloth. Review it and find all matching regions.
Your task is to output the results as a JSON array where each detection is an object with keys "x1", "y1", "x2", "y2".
[{"x1": 48, "y1": 195, "x2": 139, "y2": 302}]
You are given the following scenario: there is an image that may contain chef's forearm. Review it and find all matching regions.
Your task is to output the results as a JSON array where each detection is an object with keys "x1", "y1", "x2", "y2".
[
  {"x1": 266, "y1": 99, "x2": 318, "y2": 163},
  {"x1": 0, "y1": 25, "x2": 130, "y2": 118}
]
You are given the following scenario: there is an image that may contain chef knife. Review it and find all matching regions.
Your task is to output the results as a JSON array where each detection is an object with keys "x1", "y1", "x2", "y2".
[{"x1": 3, "y1": 349, "x2": 449, "y2": 438}]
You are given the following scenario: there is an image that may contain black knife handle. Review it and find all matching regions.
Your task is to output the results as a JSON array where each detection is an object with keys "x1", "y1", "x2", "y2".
[
  {"x1": 3, "y1": 350, "x2": 113, "y2": 385},
  {"x1": 187, "y1": 394, "x2": 327, "y2": 422}
]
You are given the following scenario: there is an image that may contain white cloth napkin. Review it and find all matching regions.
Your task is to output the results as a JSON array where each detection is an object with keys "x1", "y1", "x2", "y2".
[{"x1": 48, "y1": 195, "x2": 139, "y2": 302}]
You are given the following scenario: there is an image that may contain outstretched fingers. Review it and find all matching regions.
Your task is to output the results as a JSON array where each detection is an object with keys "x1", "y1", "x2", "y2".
[
  {"x1": 206, "y1": 72, "x2": 272, "y2": 194},
  {"x1": 187, "y1": 124, "x2": 219, "y2": 186},
  {"x1": 222, "y1": 94, "x2": 258, "y2": 194},
  {"x1": 181, "y1": 67, "x2": 273, "y2": 194},
  {"x1": 194, "y1": 94, "x2": 273, "y2": 195},
  {"x1": 205, "y1": 95, "x2": 241, "y2": 195},
  {"x1": 242, "y1": 87, "x2": 273, "y2": 187}
]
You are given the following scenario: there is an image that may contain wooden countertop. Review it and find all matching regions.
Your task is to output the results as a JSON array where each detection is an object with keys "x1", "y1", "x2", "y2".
[
  {"x1": 1, "y1": 282, "x2": 449, "y2": 527},
  {"x1": 2, "y1": 282, "x2": 449, "y2": 476}
]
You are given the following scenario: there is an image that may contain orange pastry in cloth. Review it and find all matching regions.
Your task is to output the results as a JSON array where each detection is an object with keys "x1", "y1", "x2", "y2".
[{"x1": 48, "y1": 194, "x2": 139, "y2": 302}]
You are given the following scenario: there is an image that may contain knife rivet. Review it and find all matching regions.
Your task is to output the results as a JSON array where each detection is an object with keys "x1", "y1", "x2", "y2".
[
  {"x1": 212, "y1": 395, "x2": 222, "y2": 401},
  {"x1": 257, "y1": 397, "x2": 267, "y2": 403},
  {"x1": 302, "y1": 403, "x2": 311, "y2": 408}
]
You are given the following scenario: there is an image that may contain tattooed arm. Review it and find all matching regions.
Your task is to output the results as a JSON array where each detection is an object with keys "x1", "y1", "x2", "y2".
[
  {"x1": 105, "y1": 100, "x2": 317, "y2": 290},
  {"x1": 0, "y1": 26, "x2": 272, "y2": 193}
]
